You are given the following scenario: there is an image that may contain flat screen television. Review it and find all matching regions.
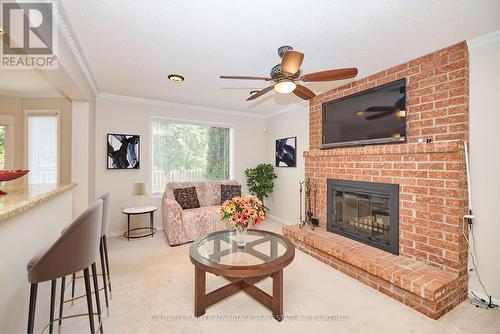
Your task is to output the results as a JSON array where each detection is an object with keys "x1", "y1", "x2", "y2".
[{"x1": 322, "y1": 78, "x2": 406, "y2": 148}]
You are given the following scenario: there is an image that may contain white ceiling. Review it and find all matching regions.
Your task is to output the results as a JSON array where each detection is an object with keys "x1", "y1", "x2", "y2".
[{"x1": 60, "y1": 0, "x2": 500, "y2": 115}]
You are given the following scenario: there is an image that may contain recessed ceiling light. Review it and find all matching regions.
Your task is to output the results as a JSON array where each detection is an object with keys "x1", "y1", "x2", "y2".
[
  {"x1": 168, "y1": 74, "x2": 184, "y2": 83},
  {"x1": 250, "y1": 90, "x2": 259, "y2": 96},
  {"x1": 355, "y1": 111, "x2": 365, "y2": 116}
]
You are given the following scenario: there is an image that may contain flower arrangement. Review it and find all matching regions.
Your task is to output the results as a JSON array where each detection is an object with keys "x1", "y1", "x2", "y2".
[{"x1": 220, "y1": 195, "x2": 266, "y2": 231}]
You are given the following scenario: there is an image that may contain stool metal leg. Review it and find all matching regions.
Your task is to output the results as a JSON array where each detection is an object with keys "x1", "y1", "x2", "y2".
[
  {"x1": 103, "y1": 235, "x2": 112, "y2": 298},
  {"x1": 150, "y1": 211, "x2": 154, "y2": 237},
  {"x1": 27, "y1": 283, "x2": 38, "y2": 334},
  {"x1": 99, "y1": 238, "x2": 109, "y2": 311},
  {"x1": 71, "y1": 273, "x2": 76, "y2": 306},
  {"x1": 58, "y1": 276, "x2": 66, "y2": 327},
  {"x1": 83, "y1": 268, "x2": 95, "y2": 334},
  {"x1": 49, "y1": 279, "x2": 56, "y2": 333},
  {"x1": 91, "y1": 262, "x2": 104, "y2": 333}
]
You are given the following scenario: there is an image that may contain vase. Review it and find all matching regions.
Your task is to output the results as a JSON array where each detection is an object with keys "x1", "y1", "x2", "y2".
[{"x1": 236, "y1": 227, "x2": 247, "y2": 248}]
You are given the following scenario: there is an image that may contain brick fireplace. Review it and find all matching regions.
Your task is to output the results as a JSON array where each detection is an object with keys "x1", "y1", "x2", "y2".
[{"x1": 283, "y1": 42, "x2": 469, "y2": 318}]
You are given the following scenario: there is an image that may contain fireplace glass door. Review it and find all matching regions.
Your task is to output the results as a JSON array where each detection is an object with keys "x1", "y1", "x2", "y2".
[
  {"x1": 333, "y1": 190, "x2": 390, "y2": 245},
  {"x1": 327, "y1": 179, "x2": 399, "y2": 255}
]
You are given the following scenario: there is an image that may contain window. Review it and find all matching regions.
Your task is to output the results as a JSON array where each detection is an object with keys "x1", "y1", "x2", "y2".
[
  {"x1": 151, "y1": 119, "x2": 233, "y2": 194},
  {"x1": 27, "y1": 113, "x2": 59, "y2": 184},
  {"x1": 0, "y1": 115, "x2": 14, "y2": 170}
]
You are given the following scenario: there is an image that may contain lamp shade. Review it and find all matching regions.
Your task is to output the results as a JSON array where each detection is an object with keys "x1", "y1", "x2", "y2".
[
  {"x1": 133, "y1": 182, "x2": 148, "y2": 196},
  {"x1": 274, "y1": 79, "x2": 296, "y2": 94}
]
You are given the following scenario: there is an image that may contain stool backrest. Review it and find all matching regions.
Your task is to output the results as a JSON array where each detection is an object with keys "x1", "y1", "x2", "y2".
[
  {"x1": 27, "y1": 199, "x2": 103, "y2": 283},
  {"x1": 97, "y1": 192, "x2": 111, "y2": 236}
]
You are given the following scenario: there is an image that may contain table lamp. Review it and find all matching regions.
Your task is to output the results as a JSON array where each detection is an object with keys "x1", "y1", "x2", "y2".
[{"x1": 133, "y1": 182, "x2": 148, "y2": 208}]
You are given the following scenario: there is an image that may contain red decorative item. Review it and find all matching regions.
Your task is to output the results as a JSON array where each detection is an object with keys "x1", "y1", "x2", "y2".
[{"x1": 0, "y1": 170, "x2": 29, "y2": 196}]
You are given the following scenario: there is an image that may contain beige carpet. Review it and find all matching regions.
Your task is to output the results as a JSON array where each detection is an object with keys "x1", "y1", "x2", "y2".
[{"x1": 63, "y1": 221, "x2": 500, "y2": 334}]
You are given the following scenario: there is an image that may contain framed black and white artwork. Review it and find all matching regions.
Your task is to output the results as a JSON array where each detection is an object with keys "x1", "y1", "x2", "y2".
[
  {"x1": 275, "y1": 136, "x2": 296, "y2": 167},
  {"x1": 107, "y1": 134, "x2": 140, "y2": 169}
]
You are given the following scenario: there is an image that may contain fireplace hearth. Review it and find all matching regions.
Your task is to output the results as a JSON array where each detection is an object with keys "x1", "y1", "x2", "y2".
[{"x1": 327, "y1": 179, "x2": 399, "y2": 255}]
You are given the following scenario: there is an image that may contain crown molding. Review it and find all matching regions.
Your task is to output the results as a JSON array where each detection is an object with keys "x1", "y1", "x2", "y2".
[
  {"x1": 265, "y1": 102, "x2": 309, "y2": 118},
  {"x1": 55, "y1": 3, "x2": 99, "y2": 95},
  {"x1": 98, "y1": 93, "x2": 268, "y2": 119},
  {"x1": 468, "y1": 29, "x2": 500, "y2": 49}
]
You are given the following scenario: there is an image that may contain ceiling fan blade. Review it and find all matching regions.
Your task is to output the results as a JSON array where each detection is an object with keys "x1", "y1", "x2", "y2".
[
  {"x1": 220, "y1": 75, "x2": 272, "y2": 81},
  {"x1": 366, "y1": 106, "x2": 395, "y2": 112},
  {"x1": 246, "y1": 86, "x2": 274, "y2": 101},
  {"x1": 293, "y1": 84, "x2": 316, "y2": 100},
  {"x1": 281, "y1": 51, "x2": 304, "y2": 75},
  {"x1": 366, "y1": 110, "x2": 395, "y2": 120},
  {"x1": 300, "y1": 68, "x2": 358, "y2": 82}
]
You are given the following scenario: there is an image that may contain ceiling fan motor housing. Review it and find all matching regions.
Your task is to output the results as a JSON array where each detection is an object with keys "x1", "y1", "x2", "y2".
[
  {"x1": 277, "y1": 45, "x2": 293, "y2": 58},
  {"x1": 270, "y1": 63, "x2": 300, "y2": 79}
]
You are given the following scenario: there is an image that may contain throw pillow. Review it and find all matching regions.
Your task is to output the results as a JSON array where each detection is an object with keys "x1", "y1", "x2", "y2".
[
  {"x1": 173, "y1": 186, "x2": 200, "y2": 210},
  {"x1": 221, "y1": 184, "x2": 242, "y2": 204}
]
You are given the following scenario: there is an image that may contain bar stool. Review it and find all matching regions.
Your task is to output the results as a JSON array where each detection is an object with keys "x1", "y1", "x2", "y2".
[
  {"x1": 26, "y1": 199, "x2": 104, "y2": 334},
  {"x1": 66, "y1": 192, "x2": 112, "y2": 316}
]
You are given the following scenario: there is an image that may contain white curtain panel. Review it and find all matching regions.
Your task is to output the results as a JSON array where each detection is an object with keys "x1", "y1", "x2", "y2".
[{"x1": 28, "y1": 115, "x2": 58, "y2": 184}]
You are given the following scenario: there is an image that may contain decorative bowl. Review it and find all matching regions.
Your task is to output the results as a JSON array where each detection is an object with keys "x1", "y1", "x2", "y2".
[
  {"x1": 0, "y1": 170, "x2": 29, "y2": 182},
  {"x1": 0, "y1": 170, "x2": 29, "y2": 195}
]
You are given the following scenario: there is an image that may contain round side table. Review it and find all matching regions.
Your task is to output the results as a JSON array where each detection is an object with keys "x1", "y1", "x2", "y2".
[{"x1": 122, "y1": 206, "x2": 157, "y2": 240}]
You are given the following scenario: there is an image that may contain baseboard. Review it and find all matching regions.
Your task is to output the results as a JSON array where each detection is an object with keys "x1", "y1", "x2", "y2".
[
  {"x1": 469, "y1": 290, "x2": 500, "y2": 307},
  {"x1": 267, "y1": 214, "x2": 296, "y2": 225}
]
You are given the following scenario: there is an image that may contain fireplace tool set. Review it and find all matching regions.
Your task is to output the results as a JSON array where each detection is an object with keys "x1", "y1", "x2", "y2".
[{"x1": 299, "y1": 177, "x2": 319, "y2": 230}]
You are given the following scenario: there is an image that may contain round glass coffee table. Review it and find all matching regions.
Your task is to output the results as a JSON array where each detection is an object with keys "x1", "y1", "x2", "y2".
[{"x1": 189, "y1": 229, "x2": 295, "y2": 321}]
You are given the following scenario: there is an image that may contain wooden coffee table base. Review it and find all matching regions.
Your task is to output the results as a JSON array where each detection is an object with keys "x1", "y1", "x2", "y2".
[{"x1": 194, "y1": 268, "x2": 284, "y2": 321}]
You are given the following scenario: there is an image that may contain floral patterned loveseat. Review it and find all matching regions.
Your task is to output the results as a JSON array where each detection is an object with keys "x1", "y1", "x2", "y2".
[{"x1": 162, "y1": 180, "x2": 239, "y2": 246}]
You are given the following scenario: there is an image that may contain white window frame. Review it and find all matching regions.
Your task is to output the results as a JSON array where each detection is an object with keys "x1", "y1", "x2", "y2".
[
  {"x1": 0, "y1": 115, "x2": 14, "y2": 170},
  {"x1": 149, "y1": 116, "x2": 235, "y2": 196},
  {"x1": 24, "y1": 109, "x2": 61, "y2": 184}
]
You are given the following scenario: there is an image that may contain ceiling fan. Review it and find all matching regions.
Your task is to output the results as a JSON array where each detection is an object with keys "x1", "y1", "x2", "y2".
[{"x1": 220, "y1": 46, "x2": 358, "y2": 101}]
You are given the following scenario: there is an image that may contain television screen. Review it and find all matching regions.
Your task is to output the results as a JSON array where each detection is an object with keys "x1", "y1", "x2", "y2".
[{"x1": 322, "y1": 78, "x2": 406, "y2": 148}]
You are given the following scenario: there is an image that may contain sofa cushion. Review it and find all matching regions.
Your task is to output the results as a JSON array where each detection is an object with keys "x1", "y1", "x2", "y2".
[
  {"x1": 180, "y1": 206, "x2": 233, "y2": 242},
  {"x1": 220, "y1": 184, "x2": 242, "y2": 204},
  {"x1": 173, "y1": 186, "x2": 200, "y2": 209}
]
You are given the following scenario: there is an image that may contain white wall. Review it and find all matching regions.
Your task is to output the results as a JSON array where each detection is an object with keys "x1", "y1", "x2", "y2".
[
  {"x1": 468, "y1": 31, "x2": 500, "y2": 301},
  {"x1": 265, "y1": 106, "x2": 308, "y2": 224},
  {"x1": 95, "y1": 95, "x2": 266, "y2": 235}
]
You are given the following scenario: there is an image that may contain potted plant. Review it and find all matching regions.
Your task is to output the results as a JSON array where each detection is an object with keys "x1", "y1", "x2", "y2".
[
  {"x1": 220, "y1": 196, "x2": 266, "y2": 247},
  {"x1": 244, "y1": 163, "x2": 277, "y2": 206}
]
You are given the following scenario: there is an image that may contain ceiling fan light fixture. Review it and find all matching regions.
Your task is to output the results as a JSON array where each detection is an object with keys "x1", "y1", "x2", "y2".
[
  {"x1": 274, "y1": 79, "x2": 296, "y2": 94},
  {"x1": 168, "y1": 74, "x2": 184, "y2": 83}
]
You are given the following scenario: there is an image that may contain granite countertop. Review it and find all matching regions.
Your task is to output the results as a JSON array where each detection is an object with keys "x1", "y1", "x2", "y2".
[{"x1": 0, "y1": 183, "x2": 76, "y2": 222}]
